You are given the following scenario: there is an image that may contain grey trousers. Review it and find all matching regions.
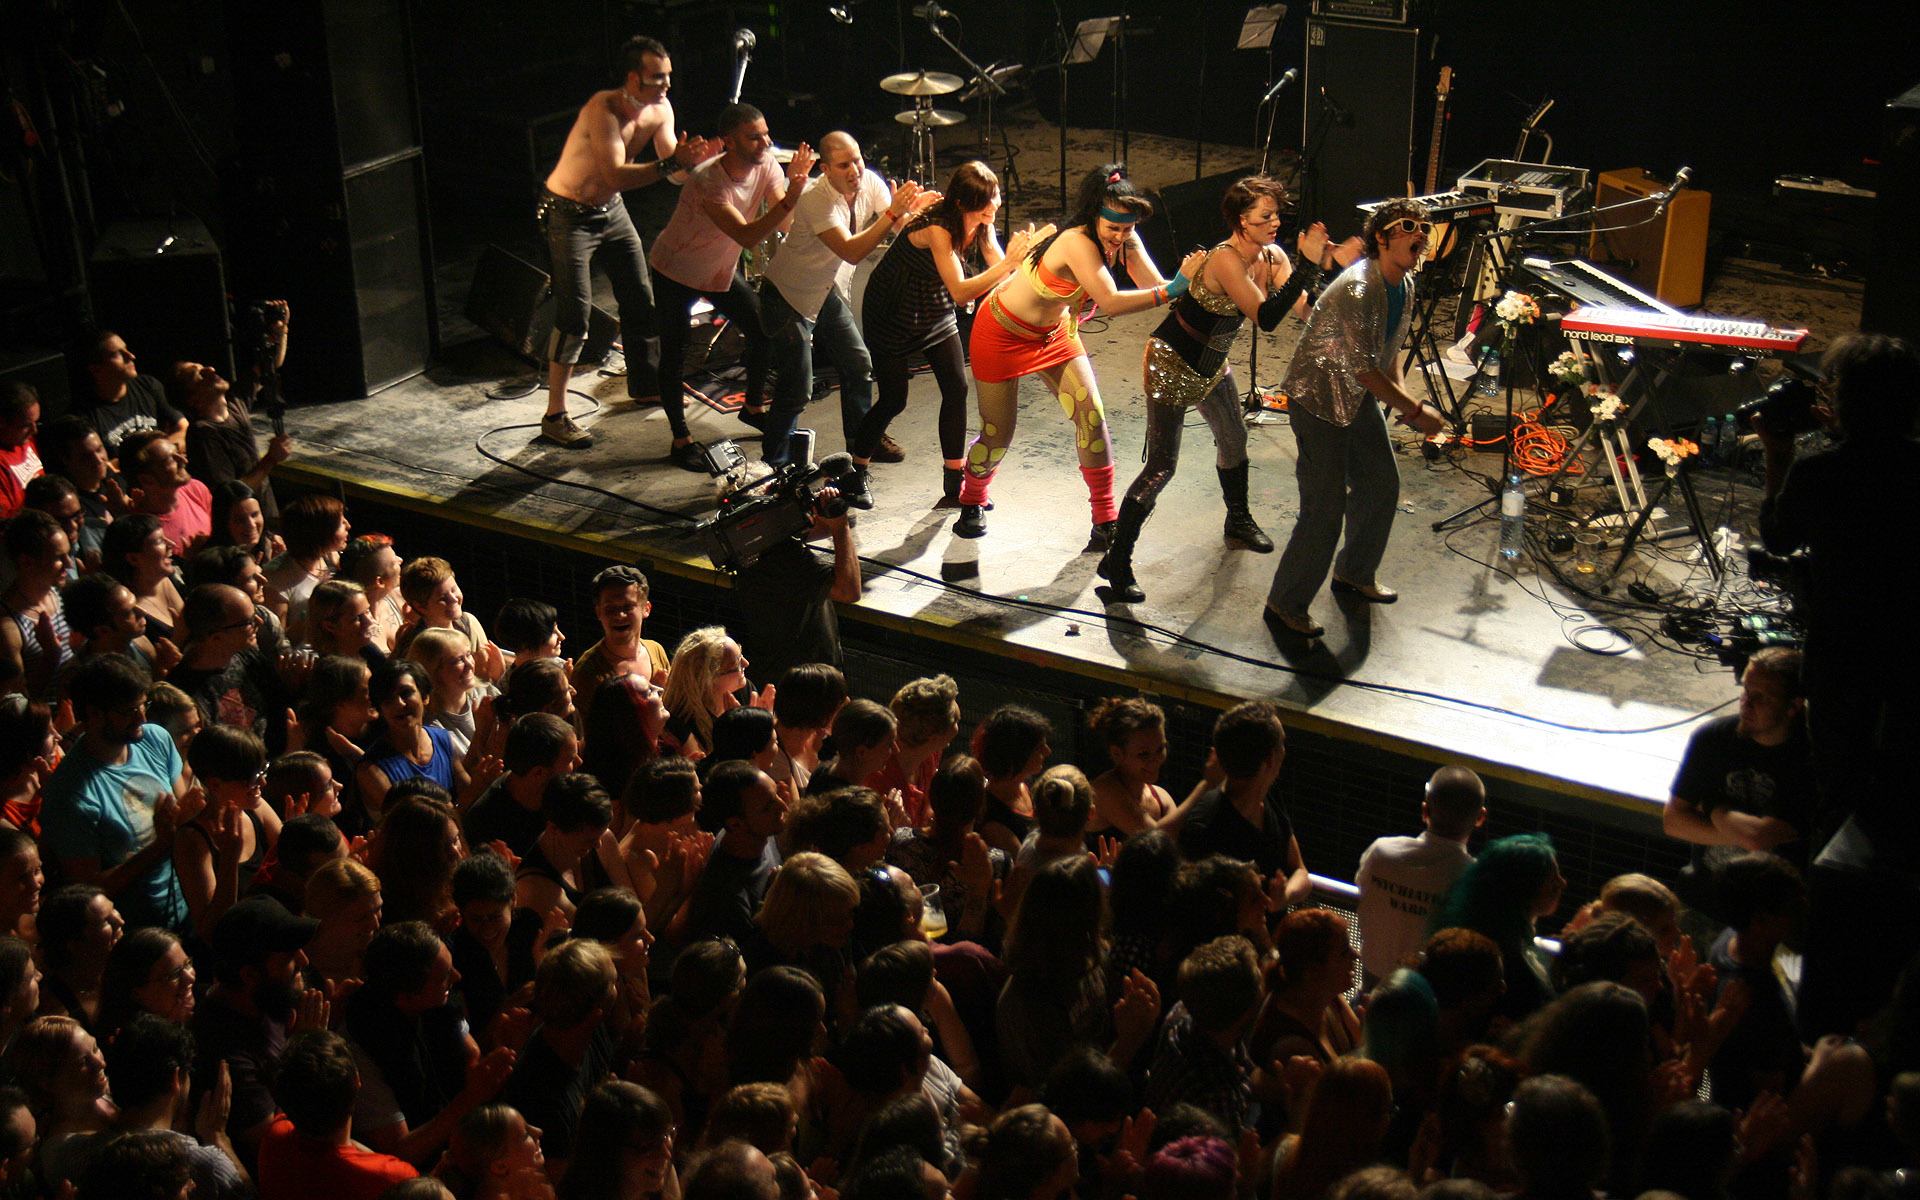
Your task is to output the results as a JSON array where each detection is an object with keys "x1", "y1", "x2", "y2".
[
  {"x1": 1267, "y1": 396, "x2": 1400, "y2": 613},
  {"x1": 541, "y1": 192, "x2": 659, "y2": 397}
]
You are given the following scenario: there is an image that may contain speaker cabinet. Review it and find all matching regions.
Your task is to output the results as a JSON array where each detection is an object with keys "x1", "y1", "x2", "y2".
[
  {"x1": 1587, "y1": 168, "x2": 1711, "y2": 309},
  {"x1": 1863, "y1": 82, "x2": 1920, "y2": 342},
  {"x1": 463, "y1": 245, "x2": 617, "y2": 366},
  {"x1": 1303, "y1": 20, "x2": 1418, "y2": 225},
  {"x1": 0, "y1": 345, "x2": 70, "y2": 419},
  {"x1": 1138, "y1": 166, "x2": 1264, "y2": 269},
  {"x1": 226, "y1": 0, "x2": 437, "y2": 398},
  {"x1": 88, "y1": 218, "x2": 234, "y2": 384}
]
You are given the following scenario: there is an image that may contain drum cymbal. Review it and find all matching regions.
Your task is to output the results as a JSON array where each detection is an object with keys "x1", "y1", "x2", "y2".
[
  {"x1": 880, "y1": 70, "x2": 964, "y2": 96},
  {"x1": 894, "y1": 108, "x2": 968, "y2": 127}
]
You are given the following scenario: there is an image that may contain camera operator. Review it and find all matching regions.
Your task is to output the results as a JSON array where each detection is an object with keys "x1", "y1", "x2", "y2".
[
  {"x1": 173, "y1": 300, "x2": 295, "y2": 522},
  {"x1": 729, "y1": 474, "x2": 863, "y2": 684},
  {"x1": 1753, "y1": 330, "x2": 1920, "y2": 1037}
]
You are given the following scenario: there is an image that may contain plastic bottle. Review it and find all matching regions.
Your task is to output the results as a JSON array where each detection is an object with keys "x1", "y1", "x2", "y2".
[
  {"x1": 1477, "y1": 347, "x2": 1502, "y2": 397},
  {"x1": 1499, "y1": 468, "x2": 1526, "y2": 560},
  {"x1": 1719, "y1": 411, "x2": 1740, "y2": 465},
  {"x1": 1699, "y1": 415, "x2": 1720, "y2": 462}
]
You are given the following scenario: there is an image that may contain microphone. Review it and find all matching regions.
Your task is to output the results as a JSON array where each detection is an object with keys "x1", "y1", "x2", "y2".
[
  {"x1": 732, "y1": 28, "x2": 756, "y2": 55},
  {"x1": 816, "y1": 451, "x2": 855, "y2": 478},
  {"x1": 912, "y1": 1, "x2": 947, "y2": 20},
  {"x1": 828, "y1": 3, "x2": 852, "y2": 22},
  {"x1": 1259, "y1": 68, "x2": 1299, "y2": 107},
  {"x1": 1651, "y1": 166, "x2": 1691, "y2": 217}
]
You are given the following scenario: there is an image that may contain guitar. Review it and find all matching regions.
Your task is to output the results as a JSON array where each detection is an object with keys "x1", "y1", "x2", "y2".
[{"x1": 1422, "y1": 67, "x2": 1460, "y2": 261}]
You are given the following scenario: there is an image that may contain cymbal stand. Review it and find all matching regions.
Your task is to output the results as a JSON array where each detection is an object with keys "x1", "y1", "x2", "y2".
[{"x1": 926, "y1": 8, "x2": 1018, "y2": 235}]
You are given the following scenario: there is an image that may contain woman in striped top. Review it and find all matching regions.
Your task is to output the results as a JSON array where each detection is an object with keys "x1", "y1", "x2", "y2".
[{"x1": 849, "y1": 162, "x2": 1051, "y2": 509}]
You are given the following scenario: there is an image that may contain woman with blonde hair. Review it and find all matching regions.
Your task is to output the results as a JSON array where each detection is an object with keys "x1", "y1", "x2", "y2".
[
  {"x1": 752, "y1": 851, "x2": 859, "y2": 1007},
  {"x1": 409, "y1": 626, "x2": 495, "y2": 759},
  {"x1": 304, "y1": 857, "x2": 383, "y2": 990},
  {"x1": 663, "y1": 626, "x2": 763, "y2": 757}
]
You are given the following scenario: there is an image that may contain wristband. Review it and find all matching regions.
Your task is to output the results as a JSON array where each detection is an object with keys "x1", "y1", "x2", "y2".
[
  {"x1": 1165, "y1": 270, "x2": 1190, "y2": 298},
  {"x1": 1151, "y1": 285, "x2": 1167, "y2": 307}
]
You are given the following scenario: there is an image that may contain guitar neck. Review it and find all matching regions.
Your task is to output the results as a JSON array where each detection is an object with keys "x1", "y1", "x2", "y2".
[{"x1": 1423, "y1": 68, "x2": 1451, "y2": 196}]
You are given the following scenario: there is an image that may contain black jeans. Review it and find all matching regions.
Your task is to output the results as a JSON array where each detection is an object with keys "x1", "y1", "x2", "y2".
[
  {"x1": 540, "y1": 190, "x2": 659, "y2": 397},
  {"x1": 654, "y1": 269, "x2": 769, "y2": 442}
]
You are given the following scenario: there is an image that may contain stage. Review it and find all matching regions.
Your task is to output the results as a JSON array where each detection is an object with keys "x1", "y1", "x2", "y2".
[{"x1": 270, "y1": 233, "x2": 1854, "y2": 820}]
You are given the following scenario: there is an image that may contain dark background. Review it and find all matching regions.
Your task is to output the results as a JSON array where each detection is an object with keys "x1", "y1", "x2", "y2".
[{"x1": 1, "y1": 0, "x2": 1911, "y2": 382}]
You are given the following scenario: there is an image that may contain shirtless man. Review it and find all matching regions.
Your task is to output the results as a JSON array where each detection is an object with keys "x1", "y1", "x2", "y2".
[{"x1": 539, "y1": 36, "x2": 711, "y2": 448}]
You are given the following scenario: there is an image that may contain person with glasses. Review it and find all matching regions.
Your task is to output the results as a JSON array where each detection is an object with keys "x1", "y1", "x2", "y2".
[
  {"x1": 1265, "y1": 198, "x2": 1446, "y2": 639},
  {"x1": 558, "y1": 1080, "x2": 679, "y2": 1200},
  {"x1": 100, "y1": 930, "x2": 197, "y2": 1040},
  {"x1": 39, "y1": 654, "x2": 192, "y2": 932},
  {"x1": 178, "y1": 725, "x2": 279, "y2": 938},
  {"x1": 1096, "y1": 175, "x2": 1359, "y2": 605},
  {"x1": 168, "y1": 584, "x2": 274, "y2": 746}
]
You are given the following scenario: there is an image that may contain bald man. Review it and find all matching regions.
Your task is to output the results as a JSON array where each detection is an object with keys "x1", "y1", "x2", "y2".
[{"x1": 753, "y1": 131, "x2": 938, "y2": 479}]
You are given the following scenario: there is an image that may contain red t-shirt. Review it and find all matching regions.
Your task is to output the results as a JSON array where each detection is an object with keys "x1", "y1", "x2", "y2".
[
  {"x1": 156, "y1": 477, "x2": 214, "y2": 558},
  {"x1": 256, "y1": 1116, "x2": 417, "y2": 1200},
  {"x1": 0, "y1": 439, "x2": 40, "y2": 519},
  {"x1": 866, "y1": 753, "x2": 940, "y2": 829}
]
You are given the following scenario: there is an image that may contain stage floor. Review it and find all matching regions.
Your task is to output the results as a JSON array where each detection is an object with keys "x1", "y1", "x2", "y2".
[{"x1": 275, "y1": 263, "x2": 1827, "y2": 814}]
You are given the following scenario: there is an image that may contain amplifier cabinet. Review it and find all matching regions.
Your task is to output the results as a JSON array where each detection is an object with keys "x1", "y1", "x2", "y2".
[{"x1": 1587, "y1": 167, "x2": 1711, "y2": 309}]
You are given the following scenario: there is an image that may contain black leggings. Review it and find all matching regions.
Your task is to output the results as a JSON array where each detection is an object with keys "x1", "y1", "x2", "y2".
[
  {"x1": 852, "y1": 331, "x2": 969, "y2": 461},
  {"x1": 655, "y1": 269, "x2": 768, "y2": 441}
]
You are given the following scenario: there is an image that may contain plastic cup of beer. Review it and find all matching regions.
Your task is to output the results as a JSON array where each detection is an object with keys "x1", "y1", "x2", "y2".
[
  {"x1": 1574, "y1": 532, "x2": 1602, "y2": 574},
  {"x1": 920, "y1": 885, "x2": 948, "y2": 940}
]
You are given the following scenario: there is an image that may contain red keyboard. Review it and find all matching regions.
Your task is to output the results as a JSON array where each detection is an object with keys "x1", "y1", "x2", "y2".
[{"x1": 1561, "y1": 305, "x2": 1808, "y2": 357}]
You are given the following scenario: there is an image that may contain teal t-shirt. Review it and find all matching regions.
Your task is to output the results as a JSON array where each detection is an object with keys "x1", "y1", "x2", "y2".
[{"x1": 40, "y1": 723, "x2": 188, "y2": 931}]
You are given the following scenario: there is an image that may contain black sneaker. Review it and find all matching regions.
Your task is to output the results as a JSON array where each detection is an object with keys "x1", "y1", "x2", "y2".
[
  {"x1": 669, "y1": 441, "x2": 709, "y2": 473},
  {"x1": 841, "y1": 468, "x2": 876, "y2": 510},
  {"x1": 540, "y1": 412, "x2": 593, "y2": 448},
  {"x1": 954, "y1": 504, "x2": 987, "y2": 538}
]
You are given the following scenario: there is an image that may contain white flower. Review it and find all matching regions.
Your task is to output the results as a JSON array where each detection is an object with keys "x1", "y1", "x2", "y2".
[
  {"x1": 1550, "y1": 351, "x2": 1587, "y2": 385},
  {"x1": 1494, "y1": 291, "x2": 1540, "y2": 325},
  {"x1": 1588, "y1": 391, "x2": 1625, "y2": 424},
  {"x1": 1646, "y1": 437, "x2": 1699, "y2": 468}
]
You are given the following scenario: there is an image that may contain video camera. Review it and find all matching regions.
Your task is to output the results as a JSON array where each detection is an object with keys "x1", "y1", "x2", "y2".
[
  {"x1": 695, "y1": 433, "x2": 854, "y2": 572},
  {"x1": 230, "y1": 297, "x2": 290, "y2": 434},
  {"x1": 1734, "y1": 368, "x2": 1823, "y2": 438}
]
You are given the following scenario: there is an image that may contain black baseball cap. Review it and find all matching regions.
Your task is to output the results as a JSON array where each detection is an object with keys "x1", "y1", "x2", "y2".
[{"x1": 213, "y1": 895, "x2": 321, "y2": 972}]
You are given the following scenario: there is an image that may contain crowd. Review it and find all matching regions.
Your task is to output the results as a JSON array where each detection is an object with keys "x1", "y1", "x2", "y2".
[
  {"x1": 2, "y1": 328, "x2": 1918, "y2": 1200},
  {"x1": 2, "y1": 35, "x2": 1918, "y2": 1197}
]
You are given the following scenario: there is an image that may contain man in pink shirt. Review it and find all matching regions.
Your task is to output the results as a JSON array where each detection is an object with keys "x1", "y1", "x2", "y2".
[
  {"x1": 119, "y1": 428, "x2": 213, "y2": 558},
  {"x1": 649, "y1": 102, "x2": 813, "y2": 472}
]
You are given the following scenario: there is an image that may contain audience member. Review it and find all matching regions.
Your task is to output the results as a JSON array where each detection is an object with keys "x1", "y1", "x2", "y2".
[
  {"x1": 1144, "y1": 935, "x2": 1261, "y2": 1129},
  {"x1": 682, "y1": 762, "x2": 787, "y2": 947},
  {"x1": 558, "y1": 1080, "x2": 678, "y2": 1200},
  {"x1": 93, "y1": 1013, "x2": 248, "y2": 1200},
  {"x1": 0, "y1": 383, "x2": 41, "y2": 521},
  {"x1": 972, "y1": 706, "x2": 1052, "y2": 857},
  {"x1": 572, "y1": 566, "x2": 671, "y2": 728},
  {"x1": 1429, "y1": 833, "x2": 1564, "y2": 1023},
  {"x1": 1356, "y1": 766, "x2": 1485, "y2": 982},
  {"x1": 581, "y1": 672, "x2": 667, "y2": 798},
  {"x1": 868, "y1": 676, "x2": 960, "y2": 829},
  {"x1": 397, "y1": 556, "x2": 502, "y2": 683},
  {"x1": 79, "y1": 329, "x2": 187, "y2": 455},
  {"x1": 266, "y1": 493, "x2": 351, "y2": 639},
  {"x1": 1085, "y1": 697, "x2": 1173, "y2": 837},
  {"x1": 118, "y1": 429, "x2": 212, "y2": 558},
  {"x1": 765, "y1": 663, "x2": 847, "y2": 791},
  {"x1": 100, "y1": 512, "x2": 186, "y2": 639},
  {"x1": 209, "y1": 479, "x2": 282, "y2": 566},
  {"x1": 1178, "y1": 700, "x2": 1310, "y2": 905},
  {"x1": 409, "y1": 627, "x2": 494, "y2": 758},
  {"x1": 339, "y1": 535, "x2": 404, "y2": 652},
  {"x1": 257, "y1": 1029, "x2": 419, "y2": 1199},
  {"x1": 0, "y1": 509, "x2": 74, "y2": 699},
  {"x1": 503, "y1": 938, "x2": 620, "y2": 1171}
]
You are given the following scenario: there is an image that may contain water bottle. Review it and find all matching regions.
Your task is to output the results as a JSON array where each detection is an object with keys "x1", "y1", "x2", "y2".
[
  {"x1": 1499, "y1": 468, "x2": 1526, "y2": 560},
  {"x1": 1718, "y1": 411, "x2": 1740, "y2": 465},
  {"x1": 1699, "y1": 415, "x2": 1720, "y2": 462},
  {"x1": 1476, "y1": 347, "x2": 1502, "y2": 397}
]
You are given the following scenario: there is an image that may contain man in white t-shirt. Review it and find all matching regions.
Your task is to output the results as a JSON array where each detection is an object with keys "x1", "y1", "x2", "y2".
[
  {"x1": 1354, "y1": 764, "x2": 1486, "y2": 982},
  {"x1": 649, "y1": 103, "x2": 813, "y2": 473},
  {"x1": 756, "y1": 132, "x2": 936, "y2": 479}
]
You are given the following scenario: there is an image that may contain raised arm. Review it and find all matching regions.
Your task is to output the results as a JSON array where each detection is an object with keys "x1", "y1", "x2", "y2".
[
  {"x1": 818, "y1": 180, "x2": 939, "y2": 266},
  {"x1": 699, "y1": 144, "x2": 817, "y2": 250},
  {"x1": 593, "y1": 101, "x2": 708, "y2": 194},
  {"x1": 1057, "y1": 232, "x2": 1207, "y2": 317},
  {"x1": 926, "y1": 222, "x2": 1053, "y2": 305}
]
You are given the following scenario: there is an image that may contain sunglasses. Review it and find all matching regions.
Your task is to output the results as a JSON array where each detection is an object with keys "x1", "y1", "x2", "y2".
[{"x1": 1383, "y1": 218, "x2": 1433, "y2": 237}]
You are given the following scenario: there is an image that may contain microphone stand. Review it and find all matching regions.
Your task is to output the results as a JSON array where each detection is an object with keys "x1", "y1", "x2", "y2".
[
  {"x1": 728, "y1": 32, "x2": 755, "y2": 104},
  {"x1": 925, "y1": 12, "x2": 1014, "y2": 236},
  {"x1": 1428, "y1": 187, "x2": 1679, "y2": 532}
]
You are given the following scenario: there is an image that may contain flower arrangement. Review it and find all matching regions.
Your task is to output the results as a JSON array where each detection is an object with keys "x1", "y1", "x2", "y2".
[
  {"x1": 1588, "y1": 390, "x2": 1625, "y2": 425},
  {"x1": 1646, "y1": 437, "x2": 1700, "y2": 469},
  {"x1": 1549, "y1": 351, "x2": 1588, "y2": 389},
  {"x1": 1494, "y1": 291, "x2": 1540, "y2": 327}
]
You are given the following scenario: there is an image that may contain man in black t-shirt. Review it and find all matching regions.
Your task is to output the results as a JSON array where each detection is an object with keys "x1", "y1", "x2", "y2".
[
  {"x1": 1663, "y1": 647, "x2": 1816, "y2": 921},
  {"x1": 81, "y1": 330, "x2": 188, "y2": 455},
  {"x1": 501, "y1": 939, "x2": 619, "y2": 1170},
  {"x1": 1177, "y1": 700, "x2": 1311, "y2": 910},
  {"x1": 732, "y1": 500, "x2": 862, "y2": 685},
  {"x1": 462, "y1": 713, "x2": 579, "y2": 856},
  {"x1": 680, "y1": 761, "x2": 786, "y2": 951}
]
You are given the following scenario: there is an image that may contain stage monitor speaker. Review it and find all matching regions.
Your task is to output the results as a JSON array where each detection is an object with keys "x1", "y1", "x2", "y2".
[
  {"x1": 1138, "y1": 166, "x2": 1263, "y2": 269},
  {"x1": 463, "y1": 244, "x2": 617, "y2": 366},
  {"x1": 1302, "y1": 20, "x2": 1417, "y2": 225},
  {"x1": 227, "y1": 0, "x2": 437, "y2": 399},
  {"x1": 87, "y1": 218, "x2": 234, "y2": 385},
  {"x1": 1863, "y1": 81, "x2": 1920, "y2": 342},
  {"x1": 1587, "y1": 168, "x2": 1710, "y2": 309}
]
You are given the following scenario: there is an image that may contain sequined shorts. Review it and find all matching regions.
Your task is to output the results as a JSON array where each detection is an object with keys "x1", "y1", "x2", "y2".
[{"x1": 1143, "y1": 337, "x2": 1230, "y2": 408}]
